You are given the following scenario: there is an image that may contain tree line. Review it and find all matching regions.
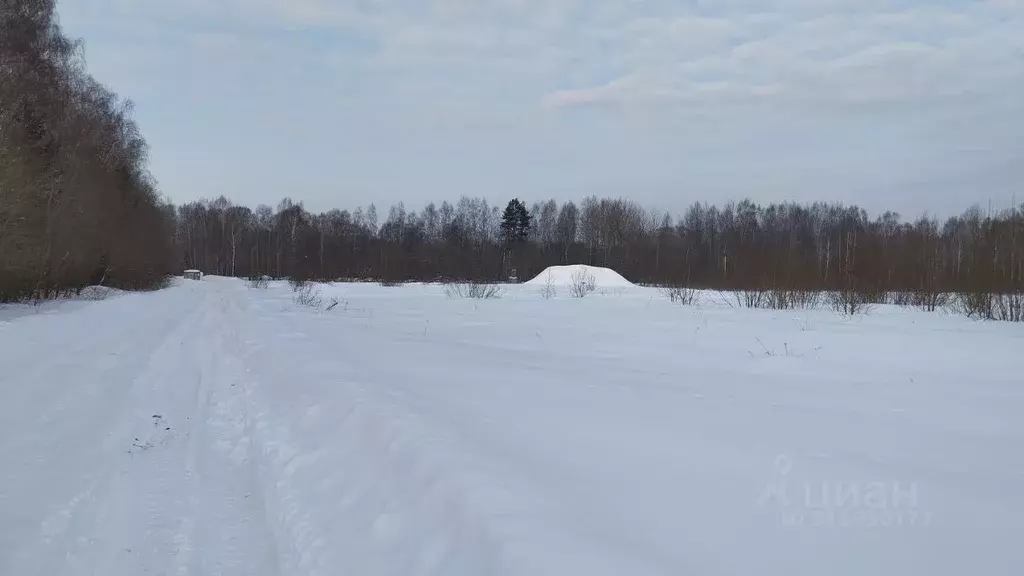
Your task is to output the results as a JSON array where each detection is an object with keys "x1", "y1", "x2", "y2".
[
  {"x1": 174, "y1": 194, "x2": 1024, "y2": 316},
  {"x1": 0, "y1": 0, "x2": 177, "y2": 302}
]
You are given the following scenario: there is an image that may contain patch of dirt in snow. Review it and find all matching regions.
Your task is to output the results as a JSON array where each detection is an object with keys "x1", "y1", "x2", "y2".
[
  {"x1": 127, "y1": 415, "x2": 175, "y2": 456},
  {"x1": 524, "y1": 265, "x2": 634, "y2": 288}
]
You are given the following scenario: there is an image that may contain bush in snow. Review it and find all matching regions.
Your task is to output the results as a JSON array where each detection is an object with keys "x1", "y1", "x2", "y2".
[
  {"x1": 993, "y1": 291, "x2": 1024, "y2": 322},
  {"x1": 909, "y1": 289, "x2": 950, "y2": 312},
  {"x1": 568, "y1": 268, "x2": 596, "y2": 298},
  {"x1": 734, "y1": 290, "x2": 767, "y2": 309},
  {"x1": 540, "y1": 271, "x2": 557, "y2": 300},
  {"x1": 953, "y1": 290, "x2": 993, "y2": 319},
  {"x1": 444, "y1": 282, "x2": 503, "y2": 299},
  {"x1": 293, "y1": 284, "x2": 323, "y2": 308},
  {"x1": 766, "y1": 289, "x2": 820, "y2": 310},
  {"x1": 888, "y1": 291, "x2": 913, "y2": 306},
  {"x1": 952, "y1": 290, "x2": 1024, "y2": 322},
  {"x1": 247, "y1": 275, "x2": 270, "y2": 289},
  {"x1": 729, "y1": 288, "x2": 819, "y2": 310},
  {"x1": 827, "y1": 287, "x2": 872, "y2": 316},
  {"x1": 661, "y1": 285, "x2": 698, "y2": 306}
]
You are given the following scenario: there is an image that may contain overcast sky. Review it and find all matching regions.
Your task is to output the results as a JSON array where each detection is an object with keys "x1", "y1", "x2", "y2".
[{"x1": 56, "y1": 0, "x2": 1023, "y2": 219}]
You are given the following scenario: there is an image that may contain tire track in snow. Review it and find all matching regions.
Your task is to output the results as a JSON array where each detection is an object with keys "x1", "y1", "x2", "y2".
[
  {"x1": 237, "y1": 285, "x2": 712, "y2": 576},
  {"x1": 14, "y1": 285, "x2": 213, "y2": 576},
  {"x1": 186, "y1": 285, "x2": 283, "y2": 576},
  {"x1": 234, "y1": 289, "x2": 593, "y2": 576},
  {"x1": 0, "y1": 280, "x2": 283, "y2": 576},
  {"x1": 214, "y1": 286, "x2": 327, "y2": 576},
  {"x1": 0, "y1": 289, "x2": 201, "y2": 575}
]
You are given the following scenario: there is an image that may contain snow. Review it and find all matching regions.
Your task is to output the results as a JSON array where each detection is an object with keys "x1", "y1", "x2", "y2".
[
  {"x1": 524, "y1": 264, "x2": 635, "y2": 287},
  {"x1": 2, "y1": 278, "x2": 1023, "y2": 575},
  {"x1": 0, "y1": 285, "x2": 126, "y2": 323}
]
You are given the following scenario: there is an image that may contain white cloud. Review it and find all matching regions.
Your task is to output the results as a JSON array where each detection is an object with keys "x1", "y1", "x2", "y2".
[
  {"x1": 542, "y1": 3, "x2": 1022, "y2": 107},
  {"x1": 63, "y1": 1, "x2": 1022, "y2": 110}
]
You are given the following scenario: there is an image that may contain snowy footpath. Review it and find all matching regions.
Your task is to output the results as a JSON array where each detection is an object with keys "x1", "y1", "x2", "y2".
[{"x1": 1, "y1": 277, "x2": 1023, "y2": 575}]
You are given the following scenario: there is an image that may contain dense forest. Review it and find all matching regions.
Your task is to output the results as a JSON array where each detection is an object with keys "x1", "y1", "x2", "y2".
[
  {"x1": 0, "y1": 0, "x2": 177, "y2": 302},
  {"x1": 2, "y1": 1, "x2": 1022, "y2": 320}
]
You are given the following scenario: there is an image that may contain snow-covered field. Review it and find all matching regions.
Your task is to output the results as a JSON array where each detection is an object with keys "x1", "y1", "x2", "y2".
[{"x1": 1, "y1": 276, "x2": 1022, "y2": 575}]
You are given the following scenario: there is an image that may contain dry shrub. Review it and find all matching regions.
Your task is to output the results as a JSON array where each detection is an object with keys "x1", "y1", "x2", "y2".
[
  {"x1": 735, "y1": 290, "x2": 767, "y2": 308},
  {"x1": 137, "y1": 276, "x2": 172, "y2": 292},
  {"x1": 993, "y1": 291, "x2": 1024, "y2": 322},
  {"x1": 732, "y1": 288, "x2": 819, "y2": 310},
  {"x1": 858, "y1": 287, "x2": 889, "y2": 305},
  {"x1": 568, "y1": 268, "x2": 596, "y2": 298},
  {"x1": 827, "y1": 288, "x2": 872, "y2": 316},
  {"x1": 293, "y1": 284, "x2": 323, "y2": 308},
  {"x1": 954, "y1": 290, "x2": 1024, "y2": 322},
  {"x1": 909, "y1": 289, "x2": 950, "y2": 312},
  {"x1": 540, "y1": 271, "x2": 557, "y2": 300},
  {"x1": 444, "y1": 282, "x2": 503, "y2": 299},
  {"x1": 889, "y1": 291, "x2": 913, "y2": 306},
  {"x1": 766, "y1": 289, "x2": 820, "y2": 310},
  {"x1": 661, "y1": 285, "x2": 698, "y2": 305}
]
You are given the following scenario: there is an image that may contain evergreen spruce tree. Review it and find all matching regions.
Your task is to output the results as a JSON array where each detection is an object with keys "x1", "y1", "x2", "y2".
[
  {"x1": 516, "y1": 201, "x2": 532, "y2": 241},
  {"x1": 501, "y1": 199, "x2": 532, "y2": 244}
]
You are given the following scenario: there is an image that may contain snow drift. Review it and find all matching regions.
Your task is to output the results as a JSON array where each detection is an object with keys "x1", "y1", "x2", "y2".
[{"x1": 524, "y1": 265, "x2": 634, "y2": 288}]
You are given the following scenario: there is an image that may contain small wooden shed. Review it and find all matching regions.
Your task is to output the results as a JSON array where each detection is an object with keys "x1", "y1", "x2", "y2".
[{"x1": 184, "y1": 269, "x2": 203, "y2": 281}]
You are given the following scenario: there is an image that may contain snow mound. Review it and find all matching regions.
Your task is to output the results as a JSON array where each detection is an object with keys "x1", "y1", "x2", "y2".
[
  {"x1": 74, "y1": 286, "x2": 125, "y2": 301},
  {"x1": 525, "y1": 265, "x2": 634, "y2": 288}
]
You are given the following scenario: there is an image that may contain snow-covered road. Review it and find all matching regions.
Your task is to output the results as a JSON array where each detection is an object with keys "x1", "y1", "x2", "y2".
[
  {"x1": 2, "y1": 277, "x2": 1022, "y2": 575},
  {"x1": 0, "y1": 280, "x2": 279, "y2": 576}
]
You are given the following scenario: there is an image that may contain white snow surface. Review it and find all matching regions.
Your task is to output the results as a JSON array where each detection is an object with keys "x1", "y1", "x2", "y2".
[
  {"x1": 524, "y1": 264, "x2": 635, "y2": 287},
  {"x1": 2, "y1": 278, "x2": 1023, "y2": 575}
]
